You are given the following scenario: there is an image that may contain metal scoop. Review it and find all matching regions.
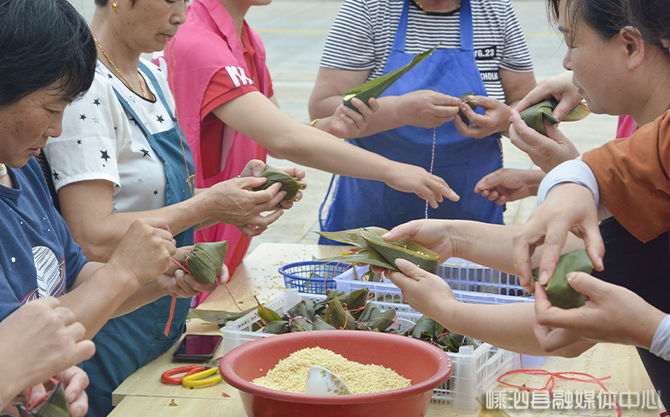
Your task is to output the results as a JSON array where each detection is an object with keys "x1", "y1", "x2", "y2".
[{"x1": 304, "y1": 366, "x2": 351, "y2": 395}]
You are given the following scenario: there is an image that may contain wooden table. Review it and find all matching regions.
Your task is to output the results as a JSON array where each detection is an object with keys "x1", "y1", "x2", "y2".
[{"x1": 111, "y1": 243, "x2": 665, "y2": 417}]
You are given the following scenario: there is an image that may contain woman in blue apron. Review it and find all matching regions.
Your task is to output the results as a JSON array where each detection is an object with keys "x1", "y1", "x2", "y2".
[
  {"x1": 313, "y1": 0, "x2": 536, "y2": 241},
  {"x1": 79, "y1": 62, "x2": 197, "y2": 416},
  {"x1": 42, "y1": 2, "x2": 289, "y2": 415}
]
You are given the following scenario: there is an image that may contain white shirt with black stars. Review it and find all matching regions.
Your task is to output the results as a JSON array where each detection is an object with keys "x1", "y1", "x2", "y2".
[{"x1": 45, "y1": 59, "x2": 174, "y2": 213}]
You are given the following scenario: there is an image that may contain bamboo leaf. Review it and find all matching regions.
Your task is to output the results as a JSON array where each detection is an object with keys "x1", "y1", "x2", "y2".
[
  {"x1": 251, "y1": 165, "x2": 305, "y2": 201},
  {"x1": 533, "y1": 249, "x2": 593, "y2": 309},
  {"x1": 520, "y1": 99, "x2": 590, "y2": 134},
  {"x1": 458, "y1": 92, "x2": 477, "y2": 124},
  {"x1": 342, "y1": 44, "x2": 440, "y2": 111},
  {"x1": 360, "y1": 227, "x2": 440, "y2": 273},
  {"x1": 255, "y1": 296, "x2": 282, "y2": 324},
  {"x1": 187, "y1": 306, "x2": 256, "y2": 326},
  {"x1": 16, "y1": 382, "x2": 69, "y2": 417},
  {"x1": 185, "y1": 241, "x2": 228, "y2": 284}
]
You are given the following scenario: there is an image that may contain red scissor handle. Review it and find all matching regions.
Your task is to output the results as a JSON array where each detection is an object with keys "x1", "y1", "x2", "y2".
[{"x1": 161, "y1": 365, "x2": 206, "y2": 385}]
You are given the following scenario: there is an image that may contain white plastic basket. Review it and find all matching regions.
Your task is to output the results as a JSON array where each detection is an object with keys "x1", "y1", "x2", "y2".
[
  {"x1": 335, "y1": 258, "x2": 531, "y2": 304},
  {"x1": 221, "y1": 289, "x2": 524, "y2": 412},
  {"x1": 221, "y1": 289, "x2": 412, "y2": 354}
]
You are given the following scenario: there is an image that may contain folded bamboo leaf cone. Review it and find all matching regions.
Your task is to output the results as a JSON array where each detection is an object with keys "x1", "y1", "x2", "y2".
[{"x1": 185, "y1": 241, "x2": 228, "y2": 284}]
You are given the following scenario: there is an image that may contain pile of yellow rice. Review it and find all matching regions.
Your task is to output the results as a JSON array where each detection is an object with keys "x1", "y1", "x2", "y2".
[{"x1": 252, "y1": 347, "x2": 411, "y2": 394}]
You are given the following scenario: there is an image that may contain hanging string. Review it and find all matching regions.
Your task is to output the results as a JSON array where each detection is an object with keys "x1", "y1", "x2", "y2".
[
  {"x1": 25, "y1": 378, "x2": 59, "y2": 412},
  {"x1": 496, "y1": 369, "x2": 621, "y2": 417},
  {"x1": 424, "y1": 127, "x2": 437, "y2": 218}
]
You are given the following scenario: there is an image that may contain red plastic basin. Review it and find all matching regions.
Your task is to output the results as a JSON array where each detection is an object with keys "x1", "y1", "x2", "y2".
[{"x1": 219, "y1": 330, "x2": 453, "y2": 417}]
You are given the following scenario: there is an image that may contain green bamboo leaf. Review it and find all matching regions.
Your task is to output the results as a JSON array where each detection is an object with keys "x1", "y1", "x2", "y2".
[
  {"x1": 319, "y1": 248, "x2": 395, "y2": 270},
  {"x1": 255, "y1": 296, "x2": 283, "y2": 324},
  {"x1": 533, "y1": 249, "x2": 593, "y2": 309},
  {"x1": 313, "y1": 315, "x2": 337, "y2": 330},
  {"x1": 360, "y1": 227, "x2": 440, "y2": 273},
  {"x1": 458, "y1": 92, "x2": 477, "y2": 124},
  {"x1": 324, "y1": 296, "x2": 355, "y2": 330},
  {"x1": 16, "y1": 382, "x2": 68, "y2": 417},
  {"x1": 520, "y1": 99, "x2": 590, "y2": 134},
  {"x1": 251, "y1": 165, "x2": 305, "y2": 201},
  {"x1": 262, "y1": 320, "x2": 289, "y2": 334},
  {"x1": 187, "y1": 306, "x2": 256, "y2": 326},
  {"x1": 342, "y1": 44, "x2": 440, "y2": 111},
  {"x1": 185, "y1": 241, "x2": 228, "y2": 284}
]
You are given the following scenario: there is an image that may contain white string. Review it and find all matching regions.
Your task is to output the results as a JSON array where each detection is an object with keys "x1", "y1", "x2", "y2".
[{"x1": 424, "y1": 127, "x2": 437, "y2": 218}]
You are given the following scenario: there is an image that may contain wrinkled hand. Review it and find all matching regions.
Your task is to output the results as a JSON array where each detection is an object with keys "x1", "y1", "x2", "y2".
[
  {"x1": 508, "y1": 110, "x2": 579, "y2": 172},
  {"x1": 328, "y1": 97, "x2": 380, "y2": 138},
  {"x1": 206, "y1": 177, "x2": 286, "y2": 236},
  {"x1": 512, "y1": 183, "x2": 604, "y2": 292},
  {"x1": 382, "y1": 220, "x2": 455, "y2": 261},
  {"x1": 384, "y1": 163, "x2": 459, "y2": 208},
  {"x1": 156, "y1": 246, "x2": 220, "y2": 297},
  {"x1": 455, "y1": 95, "x2": 511, "y2": 138},
  {"x1": 24, "y1": 366, "x2": 89, "y2": 417},
  {"x1": 385, "y1": 259, "x2": 458, "y2": 317},
  {"x1": 533, "y1": 275, "x2": 666, "y2": 352},
  {"x1": 400, "y1": 90, "x2": 461, "y2": 128},
  {"x1": 239, "y1": 160, "x2": 306, "y2": 209},
  {"x1": 474, "y1": 168, "x2": 544, "y2": 204},
  {"x1": 0, "y1": 298, "x2": 94, "y2": 404},
  {"x1": 515, "y1": 72, "x2": 583, "y2": 121},
  {"x1": 109, "y1": 218, "x2": 176, "y2": 287}
]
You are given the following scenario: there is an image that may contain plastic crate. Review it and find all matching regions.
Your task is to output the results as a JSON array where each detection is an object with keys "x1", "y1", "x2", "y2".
[
  {"x1": 221, "y1": 289, "x2": 412, "y2": 355},
  {"x1": 221, "y1": 289, "x2": 523, "y2": 412},
  {"x1": 335, "y1": 259, "x2": 531, "y2": 304},
  {"x1": 278, "y1": 261, "x2": 355, "y2": 294}
]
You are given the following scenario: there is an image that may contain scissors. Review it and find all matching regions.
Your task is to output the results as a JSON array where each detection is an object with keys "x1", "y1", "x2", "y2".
[{"x1": 161, "y1": 357, "x2": 223, "y2": 388}]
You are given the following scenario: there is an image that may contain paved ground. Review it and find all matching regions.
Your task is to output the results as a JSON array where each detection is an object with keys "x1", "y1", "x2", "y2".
[{"x1": 69, "y1": 0, "x2": 617, "y2": 250}]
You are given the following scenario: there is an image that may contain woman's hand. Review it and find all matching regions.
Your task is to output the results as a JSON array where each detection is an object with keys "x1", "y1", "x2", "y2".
[
  {"x1": 156, "y1": 246, "x2": 219, "y2": 297},
  {"x1": 385, "y1": 259, "x2": 458, "y2": 318},
  {"x1": 382, "y1": 220, "x2": 456, "y2": 261},
  {"x1": 383, "y1": 164, "x2": 459, "y2": 208},
  {"x1": 327, "y1": 97, "x2": 380, "y2": 138},
  {"x1": 204, "y1": 177, "x2": 285, "y2": 236},
  {"x1": 24, "y1": 366, "x2": 90, "y2": 417},
  {"x1": 474, "y1": 168, "x2": 545, "y2": 204},
  {"x1": 533, "y1": 275, "x2": 667, "y2": 352},
  {"x1": 399, "y1": 90, "x2": 461, "y2": 128},
  {"x1": 515, "y1": 71, "x2": 583, "y2": 121},
  {"x1": 239, "y1": 160, "x2": 306, "y2": 209},
  {"x1": 512, "y1": 183, "x2": 604, "y2": 292},
  {"x1": 508, "y1": 110, "x2": 580, "y2": 172},
  {"x1": 454, "y1": 95, "x2": 512, "y2": 138},
  {"x1": 108, "y1": 218, "x2": 176, "y2": 287},
  {"x1": 0, "y1": 298, "x2": 94, "y2": 405}
]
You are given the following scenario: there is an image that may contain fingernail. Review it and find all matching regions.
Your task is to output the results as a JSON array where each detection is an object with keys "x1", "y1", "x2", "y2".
[
  {"x1": 539, "y1": 271, "x2": 549, "y2": 284},
  {"x1": 566, "y1": 272, "x2": 576, "y2": 282}
]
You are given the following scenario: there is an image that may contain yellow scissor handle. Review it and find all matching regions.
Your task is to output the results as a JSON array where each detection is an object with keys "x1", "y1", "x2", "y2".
[{"x1": 182, "y1": 367, "x2": 222, "y2": 388}]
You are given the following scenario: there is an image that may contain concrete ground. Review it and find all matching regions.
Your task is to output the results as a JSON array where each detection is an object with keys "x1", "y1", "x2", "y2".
[{"x1": 69, "y1": 0, "x2": 617, "y2": 251}]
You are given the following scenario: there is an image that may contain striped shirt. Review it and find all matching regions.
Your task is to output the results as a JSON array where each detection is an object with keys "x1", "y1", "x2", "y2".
[{"x1": 320, "y1": 0, "x2": 533, "y2": 101}]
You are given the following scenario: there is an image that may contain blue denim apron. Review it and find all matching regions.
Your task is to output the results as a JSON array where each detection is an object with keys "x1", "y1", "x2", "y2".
[
  {"x1": 319, "y1": 0, "x2": 503, "y2": 243},
  {"x1": 83, "y1": 62, "x2": 195, "y2": 417}
]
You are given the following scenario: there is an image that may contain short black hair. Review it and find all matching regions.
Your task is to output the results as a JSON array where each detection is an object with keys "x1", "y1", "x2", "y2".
[
  {"x1": 628, "y1": 0, "x2": 670, "y2": 46},
  {"x1": 0, "y1": 0, "x2": 96, "y2": 106},
  {"x1": 547, "y1": 0, "x2": 629, "y2": 41}
]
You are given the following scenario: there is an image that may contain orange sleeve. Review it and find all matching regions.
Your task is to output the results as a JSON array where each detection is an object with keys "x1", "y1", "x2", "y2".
[{"x1": 582, "y1": 110, "x2": 670, "y2": 242}]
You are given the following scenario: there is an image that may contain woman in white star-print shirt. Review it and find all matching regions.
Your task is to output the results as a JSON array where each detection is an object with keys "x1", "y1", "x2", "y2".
[{"x1": 41, "y1": 1, "x2": 305, "y2": 416}]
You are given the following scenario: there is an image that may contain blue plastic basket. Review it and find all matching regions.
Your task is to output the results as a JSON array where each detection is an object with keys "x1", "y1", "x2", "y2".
[{"x1": 278, "y1": 261, "x2": 354, "y2": 294}]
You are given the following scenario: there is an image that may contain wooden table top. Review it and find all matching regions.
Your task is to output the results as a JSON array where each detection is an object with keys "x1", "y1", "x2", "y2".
[{"x1": 111, "y1": 243, "x2": 665, "y2": 417}]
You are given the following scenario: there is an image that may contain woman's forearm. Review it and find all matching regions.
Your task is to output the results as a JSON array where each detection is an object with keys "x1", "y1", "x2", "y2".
[{"x1": 433, "y1": 301, "x2": 593, "y2": 357}]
